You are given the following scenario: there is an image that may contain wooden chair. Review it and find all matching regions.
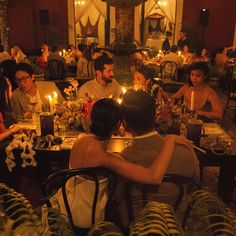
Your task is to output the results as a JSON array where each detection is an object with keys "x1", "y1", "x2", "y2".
[
  {"x1": 124, "y1": 174, "x2": 199, "y2": 225},
  {"x1": 47, "y1": 59, "x2": 66, "y2": 80},
  {"x1": 223, "y1": 71, "x2": 236, "y2": 116},
  {"x1": 160, "y1": 61, "x2": 178, "y2": 81},
  {"x1": 87, "y1": 60, "x2": 95, "y2": 79},
  {"x1": 42, "y1": 167, "x2": 113, "y2": 235}
]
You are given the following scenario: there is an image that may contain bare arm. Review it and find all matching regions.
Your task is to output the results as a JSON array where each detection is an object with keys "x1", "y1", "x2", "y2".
[
  {"x1": 0, "y1": 125, "x2": 23, "y2": 142},
  {"x1": 102, "y1": 135, "x2": 193, "y2": 184},
  {"x1": 171, "y1": 85, "x2": 185, "y2": 100},
  {"x1": 197, "y1": 91, "x2": 223, "y2": 120}
]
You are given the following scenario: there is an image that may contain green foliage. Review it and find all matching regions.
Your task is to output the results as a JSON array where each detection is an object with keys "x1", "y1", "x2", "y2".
[
  {"x1": 130, "y1": 201, "x2": 184, "y2": 236},
  {"x1": 88, "y1": 221, "x2": 124, "y2": 236},
  {"x1": 184, "y1": 190, "x2": 236, "y2": 235},
  {"x1": 0, "y1": 183, "x2": 76, "y2": 236}
]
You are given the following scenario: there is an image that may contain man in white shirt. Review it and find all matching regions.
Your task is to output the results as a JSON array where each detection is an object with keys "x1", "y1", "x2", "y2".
[{"x1": 78, "y1": 55, "x2": 122, "y2": 100}]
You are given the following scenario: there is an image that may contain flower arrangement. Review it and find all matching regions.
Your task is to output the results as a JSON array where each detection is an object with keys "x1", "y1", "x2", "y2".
[
  {"x1": 5, "y1": 131, "x2": 37, "y2": 172},
  {"x1": 155, "y1": 99, "x2": 181, "y2": 135},
  {"x1": 55, "y1": 79, "x2": 93, "y2": 133}
]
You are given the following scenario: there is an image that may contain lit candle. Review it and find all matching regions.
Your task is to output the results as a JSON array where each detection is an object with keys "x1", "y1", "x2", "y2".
[
  {"x1": 47, "y1": 95, "x2": 53, "y2": 113},
  {"x1": 117, "y1": 98, "x2": 122, "y2": 104},
  {"x1": 178, "y1": 51, "x2": 181, "y2": 56},
  {"x1": 122, "y1": 87, "x2": 127, "y2": 94},
  {"x1": 190, "y1": 91, "x2": 195, "y2": 110},
  {"x1": 59, "y1": 51, "x2": 62, "y2": 56},
  {"x1": 63, "y1": 49, "x2": 66, "y2": 56},
  {"x1": 52, "y1": 91, "x2": 58, "y2": 104}
]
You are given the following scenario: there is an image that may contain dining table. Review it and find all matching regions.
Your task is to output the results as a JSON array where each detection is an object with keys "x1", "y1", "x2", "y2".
[{"x1": 0, "y1": 121, "x2": 235, "y2": 205}]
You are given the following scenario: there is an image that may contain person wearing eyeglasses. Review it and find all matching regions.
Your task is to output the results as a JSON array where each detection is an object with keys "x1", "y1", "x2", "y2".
[{"x1": 10, "y1": 63, "x2": 48, "y2": 121}]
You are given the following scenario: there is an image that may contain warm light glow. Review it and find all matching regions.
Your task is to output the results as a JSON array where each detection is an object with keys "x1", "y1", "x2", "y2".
[
  {"x1": 117, "y1": 98, "x2": 122, "y2": 104},
  {"x1": 158, "y1": 0, "x2": 168, "y2": 6},
  {"x1": 59, "y1": 51, "x2": 62, "y2": 56},
  {"x1": 47, "y1": 95, "x2": 52, "y2": 102},
  {"x1": 178, "y1": 51, "x2": 182, "y2": 56},
  {"x1": 75, "y1": 0, "x2": 85, "y2": 5},
  {"x1": 122, "y1": 87, "x2": 127, "y2": 94}
]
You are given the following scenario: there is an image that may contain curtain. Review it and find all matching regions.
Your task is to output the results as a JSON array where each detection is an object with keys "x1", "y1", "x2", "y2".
[
  {"x1": 75, "y1": 0, "x2": 107, "y2": 23},
  {"x1": 75, "y1": 0, "x2": 94, "y2": 23},
  {"x1": 93, "y1": 0, "x2": 107, "y2": 19}
]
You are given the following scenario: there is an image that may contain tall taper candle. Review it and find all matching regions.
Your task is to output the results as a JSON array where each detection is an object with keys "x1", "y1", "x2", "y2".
[{"x1": 190, "y1": 91, "x2": 195, "y2": 110}]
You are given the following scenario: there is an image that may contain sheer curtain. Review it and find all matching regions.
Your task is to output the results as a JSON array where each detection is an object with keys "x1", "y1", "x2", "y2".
[{"x1": 75, "y1": 0, "x2": 107, "y2": 23}]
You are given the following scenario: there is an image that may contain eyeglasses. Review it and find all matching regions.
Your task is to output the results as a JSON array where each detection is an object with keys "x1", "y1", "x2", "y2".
[{"x1": 15, "y1": 75, "x2": 31, "y2": 84}]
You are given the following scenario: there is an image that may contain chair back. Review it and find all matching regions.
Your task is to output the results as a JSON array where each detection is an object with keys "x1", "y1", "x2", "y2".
[
  {"x1": 42, "y1": 167, "x2": 112, "y2": 232},
  {"x1": 87, "y1": 60, "x2": 95, "y2": 79},
  {"x1": 160, "y1": 61, "x2": 178, "y2": 81},
  {"x1": 223, "y1": 72, "x2": 236, "y2": 115},
  {"x1": 124, "y1": 174, "x2": 199, "y2": 224},
  {"x1": 47, "y1": 59, "x2": 66, "y2": 80}
]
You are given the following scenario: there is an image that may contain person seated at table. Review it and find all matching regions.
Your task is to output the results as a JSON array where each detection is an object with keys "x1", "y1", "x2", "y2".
[
  {"x1": 115, "y1": 89, "x2": 199, "y2": 224},
  {"x1": 133, "y1": 65, "x2": 168, "y2": 103},
  {"x1": 162, "y1": 31, "x2": 172, "y2": 53},
  {"x1": 162, "y1": 45, "x2": 183, "y2": 69},
  {"x1": 78, "y1": 55, "x2": 122, "y2": 100},
  {"x1": 37, "y1": 44, "x2": 50, "y2": 69},
  {"x1": 201, "y1": 48, "x2": 211, "y2": 63},
  {"x1": 77, "y1": 47, "x2": 94, "y2": 78},
  {"x1": 0, "y1": 73, "x2": 17, "y2": 127},
  {"x1": 10, "y1": 45, "x2": 28, "y2": 64},
  {"x1": 45, "y1": 98, "x2": 193, "y2": 228},
  {"x1": 172, "y1": 61, "x2": 223, "y2": 121},
  {"x1": 0, "y1": 111, "x2": 23, "y2": 141},
  {"x1": 10, "y1": 63, "x2": 49, "y2": 121},
  {"x1": 182, "y1": 45, "x2": 192, "y2": 65}
]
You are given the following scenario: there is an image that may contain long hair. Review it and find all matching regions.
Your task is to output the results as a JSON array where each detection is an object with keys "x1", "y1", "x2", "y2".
[{"x1": 0, "y1": 74, "x2": 11, "y2": 118}]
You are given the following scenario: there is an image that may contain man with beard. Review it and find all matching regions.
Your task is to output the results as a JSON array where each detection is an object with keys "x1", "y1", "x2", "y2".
[{"x1": 78, "y1": 55, "x2": 122, "y2": 100}]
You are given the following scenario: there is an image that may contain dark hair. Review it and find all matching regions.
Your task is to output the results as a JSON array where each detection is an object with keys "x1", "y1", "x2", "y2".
[
  {"x1": 14, "y1": 62, "x2": 34, "y2": 76},
  {"x1": 121, "y1": 89, "x2": 156, "y2": 134},
  {"x1": 83, "y1": 48, "x2": 92, "y2": 61},
  {"x1": 94, "y1": 55, "x2": 113, "y2": 72},
  {"x1": 0, "y1": 44, "x2": 4, "y2": 52},
  {"x1": 188, "y1": 62, "x2": 209, "y2": 86},
  {"x1": 90, "y1": 98, "x2": 121, "y2": 140},
  {"x1": 166, "y1": 31, "x2": 172, "y2": 37},
  {"x1": 136, "y1": 66, "x2": 156, "y2": 81},
  {"x1": 170, "y1": 45, "x2": 178, "y2": 53},
  {"x1": 0, "y1": 75, "x2": 11, "y2": 117},
  {"x1": 51, "y1": 45, "x2": 59, "y2": 53},
  {"x1": 180, "y1": 29, "x2": 186, "y2": 34}
]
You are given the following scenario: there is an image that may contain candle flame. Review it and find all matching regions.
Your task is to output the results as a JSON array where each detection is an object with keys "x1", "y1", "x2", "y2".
[
  {"x1": 47, "y1": 95, "x2": 52, "y2": 102},
  {"x1": 122, "y1": 87, "x2": 127, "y2": 94},
  {"x1": 117, "y1": 98, "x2": 122, "y2": 104}
]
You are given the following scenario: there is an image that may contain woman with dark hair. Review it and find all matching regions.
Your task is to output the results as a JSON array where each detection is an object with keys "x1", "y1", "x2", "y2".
[
  {"x1": 172, "y1": 61, "x2": 223, "y2": 121},
  {"x1": 133, "y1": 65, "x2": 168, "y2": 103},
  {"x1": 48, "y1": 98, "x2": 192, "y2": 228},
  {"x1": 0, "y1": 74, "x2": 22, "y2": 140}
]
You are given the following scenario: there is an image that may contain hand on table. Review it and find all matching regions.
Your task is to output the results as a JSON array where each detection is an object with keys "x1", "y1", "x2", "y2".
[{"x1": 9, "y1": 124, "x2": 24, "y2": 134}]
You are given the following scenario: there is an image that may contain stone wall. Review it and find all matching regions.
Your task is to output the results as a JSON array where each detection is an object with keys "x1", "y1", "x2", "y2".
[{"x1": 0, "y1": 0, "x2": 9, "y2": 51}]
